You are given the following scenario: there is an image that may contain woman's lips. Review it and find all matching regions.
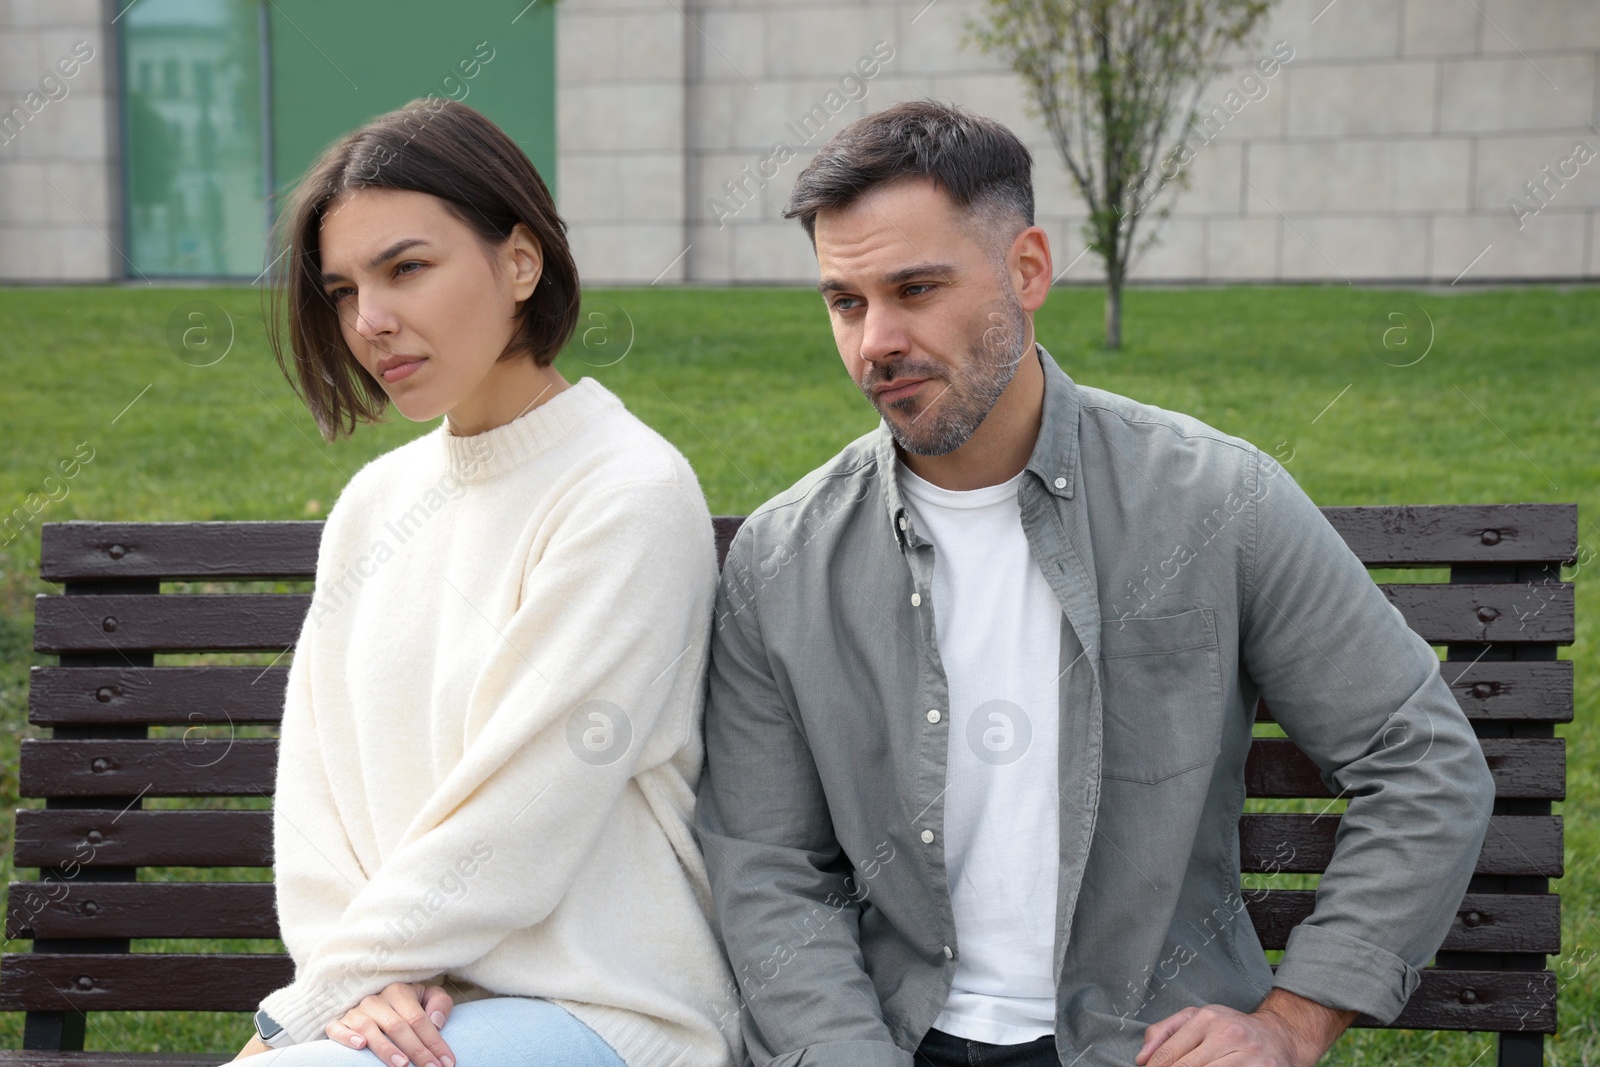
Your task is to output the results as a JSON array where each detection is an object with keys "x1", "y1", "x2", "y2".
[{"x1": 382, "y1": 358, "x2": 425, "y2": 383}]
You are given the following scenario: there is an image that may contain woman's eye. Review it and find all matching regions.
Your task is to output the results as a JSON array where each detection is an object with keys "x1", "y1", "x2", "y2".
[
  {"x1": 327, "y1": 286, "x2": 353, "y2": 302},
  {"x1": 395, "y1": 260, "x2": 423, "y2": 277}
]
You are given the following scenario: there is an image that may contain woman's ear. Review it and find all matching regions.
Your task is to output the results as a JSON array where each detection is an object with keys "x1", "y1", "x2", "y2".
[{"x1": 506, "y1": 222, "x2": 544, "y2": 303}]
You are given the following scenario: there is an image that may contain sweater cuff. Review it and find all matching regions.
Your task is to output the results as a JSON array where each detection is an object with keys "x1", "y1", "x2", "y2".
[
  {"x1": 258, "y1": 974, "x2": 365, "y2": 1045},
  {"x1": 1272, "y1": 923, "x2": 1422, "y2": 1024}
]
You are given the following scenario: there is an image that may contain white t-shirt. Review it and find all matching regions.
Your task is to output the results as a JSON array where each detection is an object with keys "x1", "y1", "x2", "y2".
[{"x1": 897, "y1": 458, "x2": 1062, "y2": 1044}]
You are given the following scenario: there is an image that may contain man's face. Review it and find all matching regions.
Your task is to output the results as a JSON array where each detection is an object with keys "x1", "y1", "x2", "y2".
[{"x1": 813, "y1": 178, "x2": 1031, "y2": 456}]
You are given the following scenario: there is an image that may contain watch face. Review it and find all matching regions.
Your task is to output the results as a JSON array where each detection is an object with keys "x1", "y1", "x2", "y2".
[{"x1": 254, "y1": 1008, "x2": 283, "y2": 1038}]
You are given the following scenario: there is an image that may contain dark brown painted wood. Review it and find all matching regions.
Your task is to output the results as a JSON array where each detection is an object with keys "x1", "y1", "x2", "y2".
[
  {"x1": 6, "y1": 882, "x2": 277, "y2": 940},
  {"x1": 12, "y1": 808, "x2": 1559, "y2": 877},
  {"x1": 713, "y1": 515, "x2": 742, "y2": 571},
  {"x1": 0, "y1": 950, "x2": 1551, "y2": 1033},
  {"x1": 1441, "y1": 659, "x2": 1573, "y2": 723},
  {"x1": 1245, "y1": 738, "x2": 1565, "y2": 800},
  {"x1": 33, "y1": 595, "x2": 309, "y2": 655},
  {"x1": 1256, "y1": 660, "x2": 1574, "y2": 724},
  {"x1": 40, "y1": 505, "x2": 1578, "y2": 585},
  {"x1": 1318, "y1": 504, "x2": 1576, "y2": 566},
  {"x1": 27, "y1": 666, "x2": 288, "y2": 727},
  {"x1": 22, "y1": 733, "x2": 1561, "y2": 803},
  {"x1": 41, "y1": 522, "x2": 322, "y2": 583},
  {"x1": 30, "y1": 659, "x2": 1572, "y2": 730},
  {"x1": 7, "y1": 881, "x2": 1557, "y2": 955},
  {"x1": 1244, "y1": 890, "x2": 1560, "y2": 953},
  {"x1": 31, "y1": 581, "x2": 1574, "y2": 656},
  {"x1": 21, "y1": 742, "x2": 1561, "y2": 814},
  {"x1": 13, "y1": 810, "x2": 272, "y2": 869},
  {"x1": 19, "y1": 740, "x2": 278, "y2": 799},
  {"x1": 1348, "y1": 968, "x2": 1555, "y2": 1032},
  {"x1": 1376, "y1": 582, "x2": 1574, "y2": 644},
  {"x1": 1238, "y1": 813, "x2": 1561, "y2": 877},
  {"x1": 0, "y1": 954, "x2": 293, "y2": 1012}
]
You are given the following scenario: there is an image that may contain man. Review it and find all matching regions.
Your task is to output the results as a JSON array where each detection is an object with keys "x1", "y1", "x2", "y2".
[{"x1": 695, "y1": 101, "x2": 1495, "y2": 1067}]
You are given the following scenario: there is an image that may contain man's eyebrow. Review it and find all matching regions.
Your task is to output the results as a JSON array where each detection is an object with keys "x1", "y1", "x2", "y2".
[
  {"x1": 320, "y1": 238, "x2": 431, "y2": 284},
  {"x1": 816, "y1": 262, "x2": 960, "y2": 294}
]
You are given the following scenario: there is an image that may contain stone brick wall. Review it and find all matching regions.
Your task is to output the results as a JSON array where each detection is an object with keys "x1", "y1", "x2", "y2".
[
  {"x1": 0, "y1": 0, "x2": 118, "y2": 283},
  {"x1": 559, "y1": 0, "x2": 1600, "y2": 286}
]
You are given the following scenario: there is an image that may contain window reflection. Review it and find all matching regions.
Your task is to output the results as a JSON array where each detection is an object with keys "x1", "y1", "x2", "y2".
[{"x1": 123, "y1": 0, "x2": 267, "y2": 277}]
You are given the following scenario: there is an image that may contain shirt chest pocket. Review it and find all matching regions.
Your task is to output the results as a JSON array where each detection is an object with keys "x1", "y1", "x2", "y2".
[{"x1": 1096, "y1": 607, "x2": 1224, "y2": 784}]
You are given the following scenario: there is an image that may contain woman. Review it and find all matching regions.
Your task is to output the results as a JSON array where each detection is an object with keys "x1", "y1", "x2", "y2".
[{"x1": 232, "y1": 98, "x2": 742, "y2": 1067}]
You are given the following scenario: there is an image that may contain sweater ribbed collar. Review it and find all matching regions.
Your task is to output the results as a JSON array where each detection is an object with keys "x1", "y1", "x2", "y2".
[{"x1": 440, "y1": 376, "x2": 618, "y2": 484}]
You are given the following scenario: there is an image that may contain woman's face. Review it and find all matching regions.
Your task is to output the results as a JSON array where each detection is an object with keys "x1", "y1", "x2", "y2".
[{"x1": 317, "y1": 187, "x2": 544, "y2": 425}]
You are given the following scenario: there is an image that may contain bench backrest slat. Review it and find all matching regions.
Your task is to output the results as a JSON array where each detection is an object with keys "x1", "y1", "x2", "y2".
[
  {"x1": 28, "y1": 664, "x2": 289, "y2": 726},
  {"x1": 9, "y1": 807, "x2": 1561, "y2": 877}
]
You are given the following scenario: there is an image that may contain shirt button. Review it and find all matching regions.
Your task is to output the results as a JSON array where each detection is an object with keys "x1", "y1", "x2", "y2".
[
  {"x1": 926, "y1": 709, "x2": 941, "y2": 723},
  {"x1": 943, "y1": 946, "x2": 954, "y2": 959},
  {"x1": 898, "y1": 516, "x2": 908, "y2": 531},
  {"x1": 920, "y1": 829, "x2": 935, "y2": 844},
  {"x1": 911, "y1": 593, "x2": 922, "y2": 607},
  {"x1": 1053, "y1": 476, "x2": 1067, "y2": 490}
]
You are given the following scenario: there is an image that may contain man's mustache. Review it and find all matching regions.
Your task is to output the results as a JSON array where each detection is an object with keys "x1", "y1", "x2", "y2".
[{"x1": 860, "y1": 360, "x2": 947, "y2": 395}]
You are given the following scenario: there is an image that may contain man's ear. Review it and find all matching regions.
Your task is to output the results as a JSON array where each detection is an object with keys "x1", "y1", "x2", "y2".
[
  {"x1": 506, "y1": 222, "x2": 544, "y2": 303},
  {"x1": 1009, "y1": 225, "x2": 1052, "y2": 313}
]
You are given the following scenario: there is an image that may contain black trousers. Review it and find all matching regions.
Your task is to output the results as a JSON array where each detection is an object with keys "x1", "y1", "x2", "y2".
[{"x1": 914, "y1": 1026, "x2": 1063, "y2": 1067}]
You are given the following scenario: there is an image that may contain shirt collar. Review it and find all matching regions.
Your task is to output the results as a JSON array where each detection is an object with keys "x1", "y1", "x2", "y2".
[{"x1": 875, "y1": 341, "x2": 1081, "y2": 551}]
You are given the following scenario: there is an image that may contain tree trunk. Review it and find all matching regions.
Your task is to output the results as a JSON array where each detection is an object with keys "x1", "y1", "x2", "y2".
[{"x1": 1105, "y1": 278, "x2": 1122, "y2": 349}]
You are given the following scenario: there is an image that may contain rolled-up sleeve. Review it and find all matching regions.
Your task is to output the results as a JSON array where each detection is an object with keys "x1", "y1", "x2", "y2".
[
  {"x1": 1239, "y1": 449, "x2": 1496, "y2": 1023},
  {"x1": 696, "y1": 527, "x2": 914, "y2": 1067}
]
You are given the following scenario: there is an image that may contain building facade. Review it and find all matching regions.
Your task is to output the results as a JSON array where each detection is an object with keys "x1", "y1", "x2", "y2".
[{"x1": 3, "y1": 0, "x2": 1597, "y2": 286}]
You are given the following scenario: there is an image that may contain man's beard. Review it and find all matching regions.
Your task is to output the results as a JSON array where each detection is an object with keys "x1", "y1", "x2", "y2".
[{"x1": 863, "y1": 292, "x2": 1031, "y2": 457}]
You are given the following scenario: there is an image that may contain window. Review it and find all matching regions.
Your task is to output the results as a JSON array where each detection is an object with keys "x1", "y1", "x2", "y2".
[{"x1": 122, "y1": 0, "x2": 268, "y2": 277}]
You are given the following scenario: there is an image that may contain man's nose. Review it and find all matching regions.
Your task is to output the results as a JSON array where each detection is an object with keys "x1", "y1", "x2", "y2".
[{"x1": 858, "y1": 304, "x2": 908, "y2": 366}]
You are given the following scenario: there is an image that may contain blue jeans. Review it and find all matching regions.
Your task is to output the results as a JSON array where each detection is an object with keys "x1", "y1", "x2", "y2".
[
  {"x1": 243, "y1": 997, "x2": 626, "y2": 1067},
  {"x1": 914, "y1": 1026, "x2": 1061, "y2": 1067}
]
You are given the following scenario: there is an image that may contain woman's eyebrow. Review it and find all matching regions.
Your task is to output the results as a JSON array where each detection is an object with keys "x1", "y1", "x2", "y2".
[{"x1": 321, "y1": 238, "x2": 432, "y2": 284}]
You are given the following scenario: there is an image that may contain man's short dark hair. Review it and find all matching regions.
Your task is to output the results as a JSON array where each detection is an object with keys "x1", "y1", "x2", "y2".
[{"x1": 782, "y1": 100, "x2": 1034, "y2": 250}]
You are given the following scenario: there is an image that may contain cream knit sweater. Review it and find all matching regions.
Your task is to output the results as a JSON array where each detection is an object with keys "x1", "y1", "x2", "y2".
[{"x1": 258, "y1": 376, "x2": 743, "y2": 1067}]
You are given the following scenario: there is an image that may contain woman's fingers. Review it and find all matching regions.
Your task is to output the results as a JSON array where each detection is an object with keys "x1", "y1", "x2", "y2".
[
  {"x1": 322, "y1": 984, "x2": 455, "y2": 1067},
  {"x1": 418, "y1": 983, "x2": 454, "y2": 1031},
  {"x1": 324, "y1": 1017, "x2": 368, "y2": 1051},
  {"x1": 382, "y1": 984, "x2": 455, "y2": 1067}
]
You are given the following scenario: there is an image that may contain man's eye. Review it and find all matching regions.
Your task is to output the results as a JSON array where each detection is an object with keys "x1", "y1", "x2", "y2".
[
  {"x1": 831, "y1": 297, "x2": 859, "y2": 312},
  {"x1": 905, "y1": 284, "x2": 934, "y2": 297}
]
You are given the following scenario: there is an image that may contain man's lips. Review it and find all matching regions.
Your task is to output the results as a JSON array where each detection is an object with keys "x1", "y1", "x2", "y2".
[{"x1": 874, "y1": 378, "x2": 929, "y2": 403}]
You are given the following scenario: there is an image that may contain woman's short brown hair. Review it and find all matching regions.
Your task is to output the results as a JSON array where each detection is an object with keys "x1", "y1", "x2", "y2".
[{"x1": 266, "y1": 97, "x2": 581, "y2": 441}]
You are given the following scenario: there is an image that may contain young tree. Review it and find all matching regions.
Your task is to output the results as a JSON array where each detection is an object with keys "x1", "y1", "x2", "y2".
[{"x1": 966, "y1": 0, "x2": 1273, "y2": 348}]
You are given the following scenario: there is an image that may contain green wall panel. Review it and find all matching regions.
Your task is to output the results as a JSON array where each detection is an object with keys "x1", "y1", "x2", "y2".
[{"x1": 266, "y1": 0, "x2": 557, "y2": 204}]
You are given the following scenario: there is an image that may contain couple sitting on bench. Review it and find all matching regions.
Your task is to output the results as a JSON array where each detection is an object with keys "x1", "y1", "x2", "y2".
[{"x1": 232, "y1": 96, "x2": 1495, "y2": 1067}]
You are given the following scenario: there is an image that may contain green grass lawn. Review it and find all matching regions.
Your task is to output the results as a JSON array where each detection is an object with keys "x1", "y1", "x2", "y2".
[{"x1": 0, "y1": 283, "x2": 1594, "y2": 1060}]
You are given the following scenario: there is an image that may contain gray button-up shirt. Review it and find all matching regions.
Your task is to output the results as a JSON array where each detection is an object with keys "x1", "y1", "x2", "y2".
[{"x1": 696, "y1": 343, "x2": 1495, "y2": 1067}]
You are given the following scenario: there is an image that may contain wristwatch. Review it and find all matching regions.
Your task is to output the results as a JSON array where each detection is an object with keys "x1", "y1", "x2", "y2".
[{"x1": 253, "y1": 1008, "x2": 294, "y2": 1048}]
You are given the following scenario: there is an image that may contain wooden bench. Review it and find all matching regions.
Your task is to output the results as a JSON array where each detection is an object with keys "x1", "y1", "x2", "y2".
[{"x1": 2, "y1": 504, "x2": 1575, "y2": 1064}]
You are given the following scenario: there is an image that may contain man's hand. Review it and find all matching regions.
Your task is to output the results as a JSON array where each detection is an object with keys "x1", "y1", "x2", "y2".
[
  {"x1": 232, "y1": 1034, "x2": 272, "y2": 1060},
  {"x1": 323, "y1": 982, "x2": 456, "y2": 1067},
  {"x1": 1135, "y1": 987, "x2": 1359, "y2": 1067}
]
